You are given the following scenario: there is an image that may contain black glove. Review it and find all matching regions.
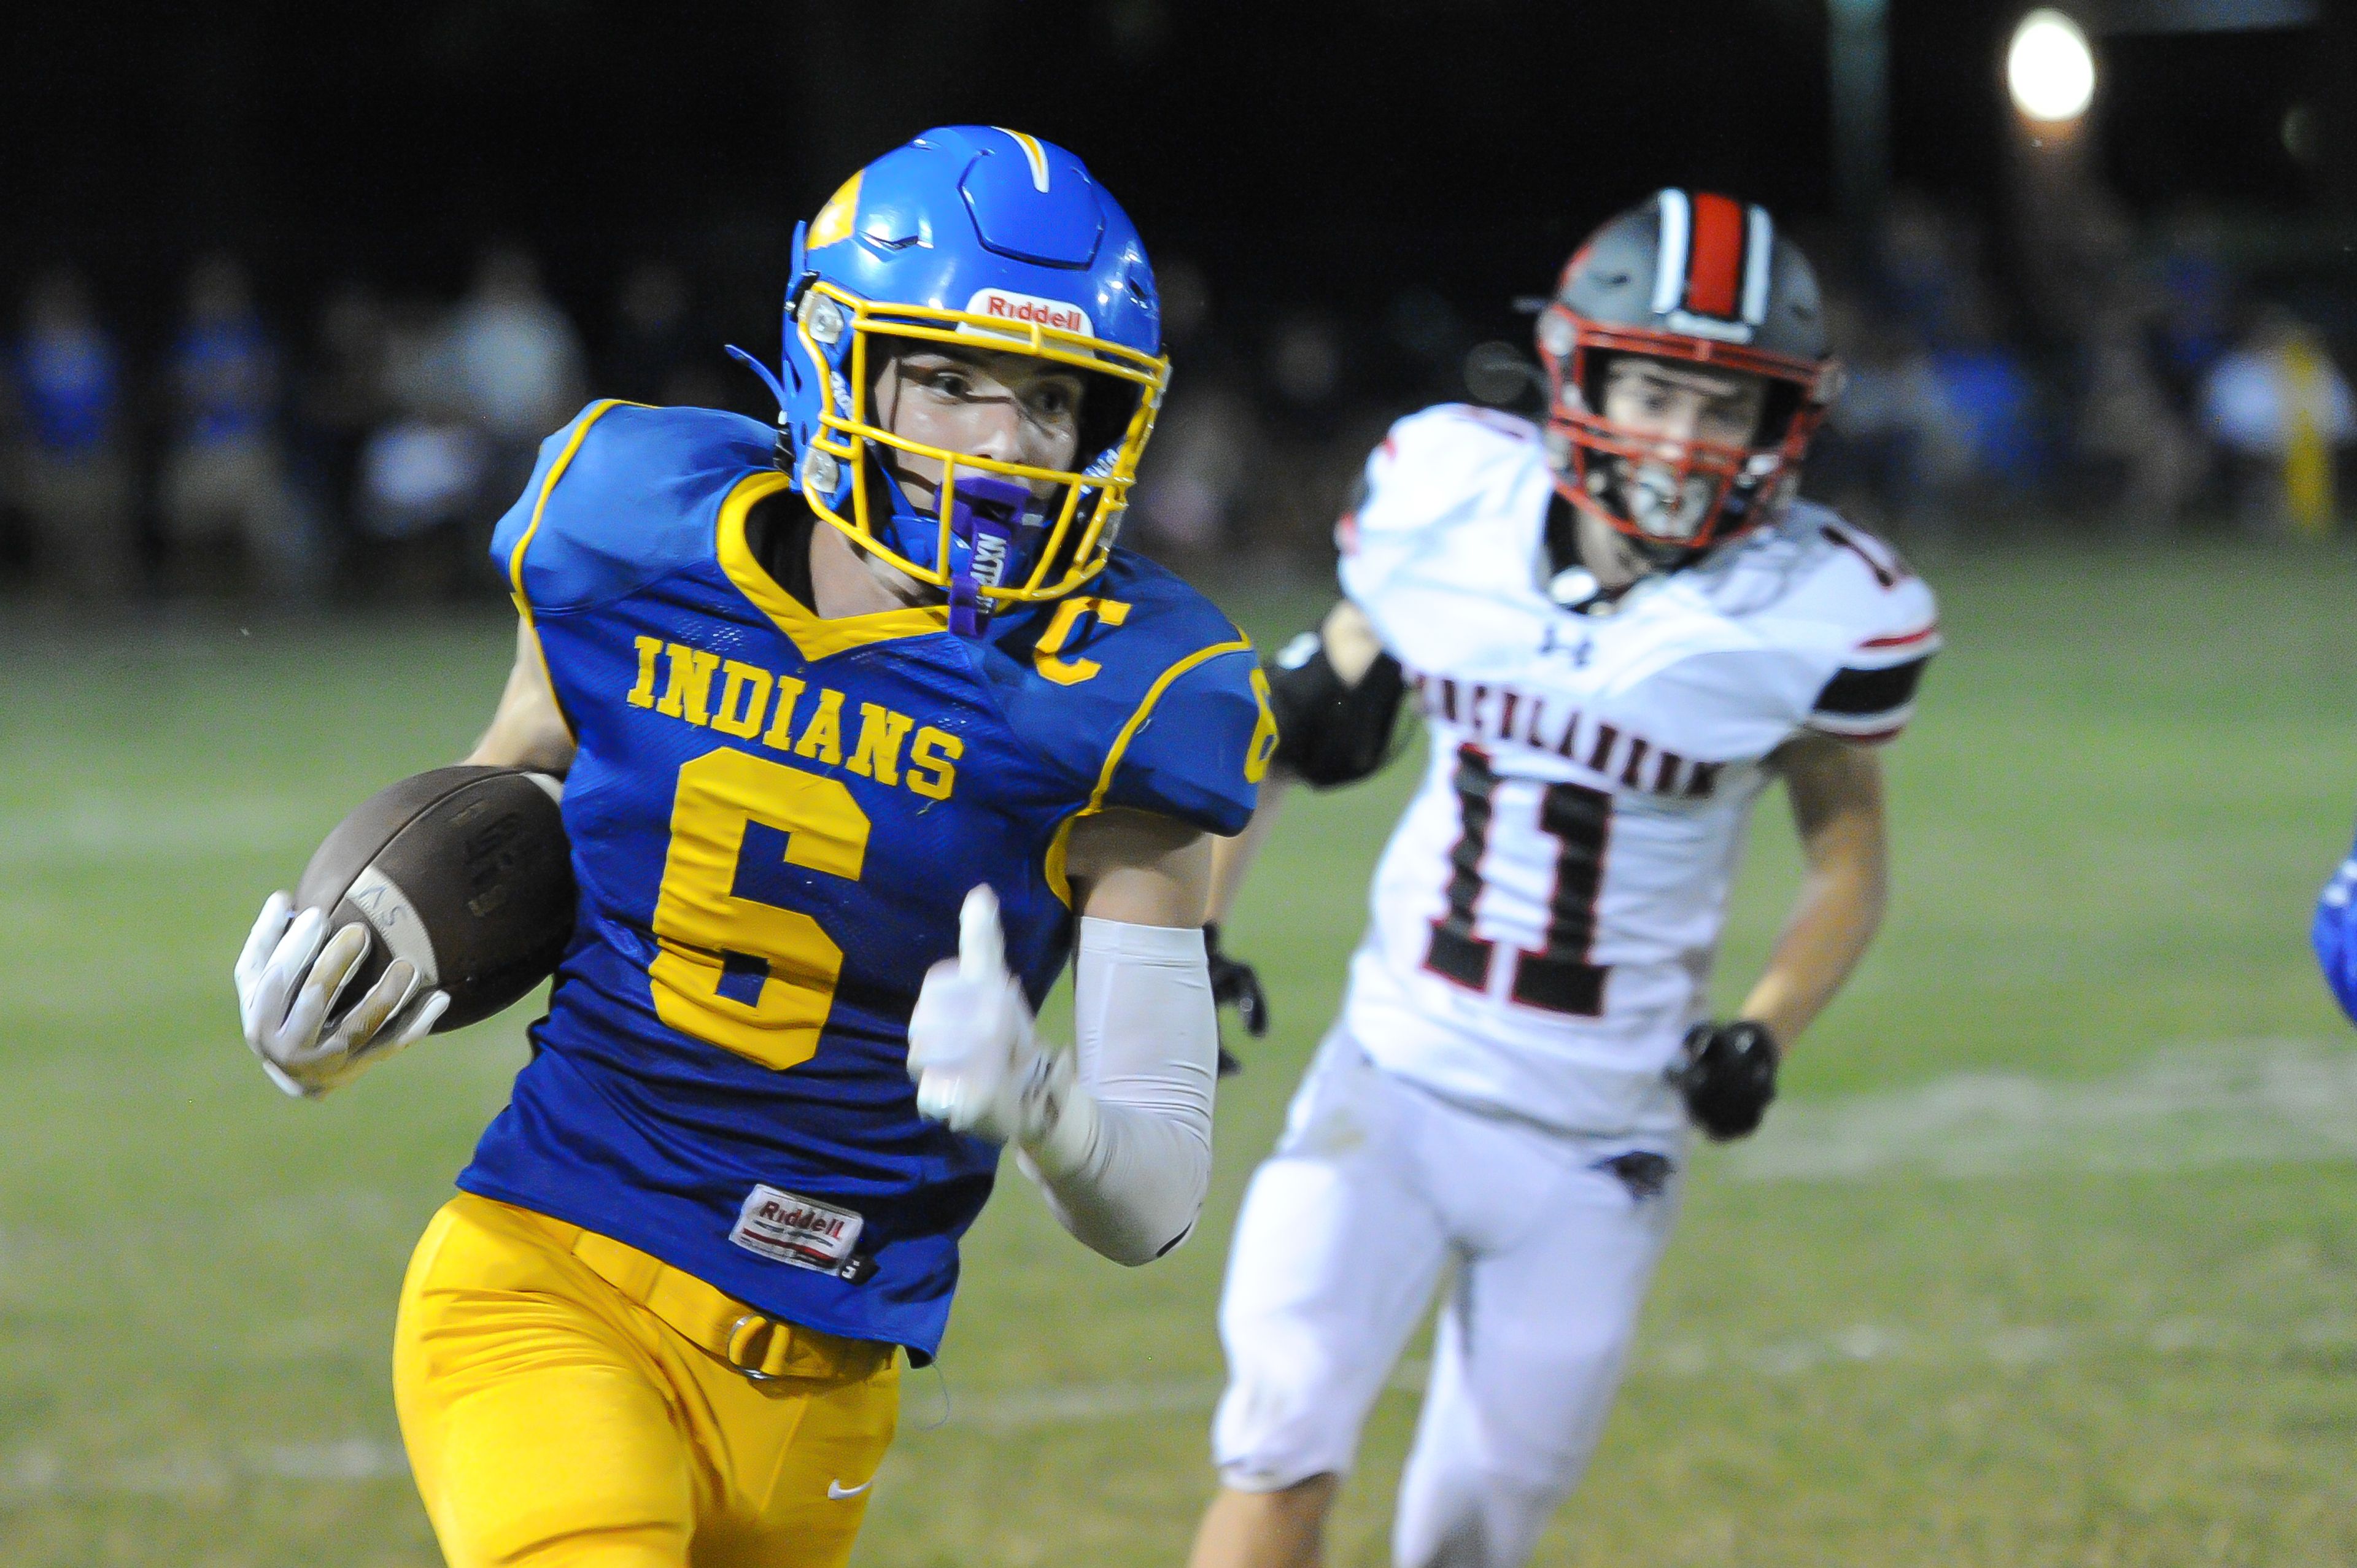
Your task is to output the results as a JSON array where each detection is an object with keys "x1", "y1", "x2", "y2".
[
  {"x1": 1668, "y1": 1020, "x2": 1781, "y2": 1141},
  {"x1": 1204, "y1": 922, "x2": 1269, "y2": 1077}
]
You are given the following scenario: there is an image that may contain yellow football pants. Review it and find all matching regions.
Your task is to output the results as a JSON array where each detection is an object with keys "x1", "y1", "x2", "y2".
[{"x1": 393, "y1": 1193, "x2": 900, "y2": 1568}]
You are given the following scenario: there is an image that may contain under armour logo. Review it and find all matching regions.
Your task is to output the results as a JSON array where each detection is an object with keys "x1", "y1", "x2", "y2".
[{"x1": 1539, "y1": 623, "x2": 1594, "y2": 667}]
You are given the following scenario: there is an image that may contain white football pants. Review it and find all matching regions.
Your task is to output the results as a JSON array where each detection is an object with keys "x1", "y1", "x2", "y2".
[{"x1": 1211, "y1": 1028, "x2": 1683, "y2": 1568}]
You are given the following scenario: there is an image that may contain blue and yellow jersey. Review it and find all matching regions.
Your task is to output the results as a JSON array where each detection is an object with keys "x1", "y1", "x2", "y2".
[{"x1": 460, "y1": 400, "x2": 1274, "y2": 1358}]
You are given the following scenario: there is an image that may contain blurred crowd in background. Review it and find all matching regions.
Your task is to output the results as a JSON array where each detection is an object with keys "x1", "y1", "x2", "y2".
[
  {"x1": 4, "y1": 180, "x2": 2353, "y2": 612},
  {"x1": 0, "y1": 244, "x2": 721, "y2": 606},
  {"x1": 1808, "y1": 180, "x2": 2356, "y2": 547}
]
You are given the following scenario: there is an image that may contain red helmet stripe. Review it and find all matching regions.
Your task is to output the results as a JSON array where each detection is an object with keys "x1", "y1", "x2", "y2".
[{"x1": 1684, "y1": 193, "x2": 1746, "y2": 319}]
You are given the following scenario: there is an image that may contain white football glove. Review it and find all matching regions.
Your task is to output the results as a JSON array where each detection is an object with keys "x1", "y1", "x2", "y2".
[
  {"x1": 234, "y1": 890, "x2": 449, "y2": 1099},
  {"x1": 907, "y1": 886, "x2": 1094, "y2": 1168}
]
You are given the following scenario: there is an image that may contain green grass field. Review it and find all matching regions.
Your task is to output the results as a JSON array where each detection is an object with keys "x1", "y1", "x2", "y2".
[{"x1": 4, "y1": 541, "x2": 2356, "y2": 1567}]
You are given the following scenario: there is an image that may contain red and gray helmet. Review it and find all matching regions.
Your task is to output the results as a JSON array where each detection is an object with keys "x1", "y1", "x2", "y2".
[{"x1": 1535, "y1": 190, "x2": 1840, "y2": 558}]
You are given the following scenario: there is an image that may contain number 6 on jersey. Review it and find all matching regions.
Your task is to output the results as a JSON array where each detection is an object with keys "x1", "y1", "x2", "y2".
[{"x1": 649, "y1": 748, "x2": 869, "y2": 1069}]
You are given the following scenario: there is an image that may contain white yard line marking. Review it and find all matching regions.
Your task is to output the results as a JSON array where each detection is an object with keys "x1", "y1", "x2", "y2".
[
  {"x1": 953, "y1": 1377, "x2": 1221, "y2": 1430},
  {"x1": 0, "y1": 796, "x2": 318, "y2": 868},
  {"x1": 1729, "y1": 1038, "x2": 2357, "y2": 1182},
  {"x1": 1638, "y1": 1310, "x2": 2357, "y2": 1381},
  {"x1": 0, "y1": 1439, "x2": 411, "y2": 1498},
  {"x1": 9, "y1": 1043, "x2": 2355, "y2": 1496},
  {"x1": 253, "y1": 1439, "x2": 410, "y2": 1481},
  {"x1": 6, "y1": 1312, "x2": 2353, "y2": 1497}
]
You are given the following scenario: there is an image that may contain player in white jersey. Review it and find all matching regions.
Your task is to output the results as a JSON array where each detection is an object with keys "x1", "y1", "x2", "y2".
[{"x1": 1187, "y1": 191, "x2": 1938, "y2": 1568}]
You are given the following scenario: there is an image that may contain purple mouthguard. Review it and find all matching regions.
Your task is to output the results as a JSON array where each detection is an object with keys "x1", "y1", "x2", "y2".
[{"x1": 945, "y1": 474, "x2": 1033, "y2": 637}]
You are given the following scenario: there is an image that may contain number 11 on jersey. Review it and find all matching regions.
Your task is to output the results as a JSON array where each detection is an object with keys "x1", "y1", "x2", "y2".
[{"x1": 1423, "y1": 744, "x2": 1613, "y2": 1016}]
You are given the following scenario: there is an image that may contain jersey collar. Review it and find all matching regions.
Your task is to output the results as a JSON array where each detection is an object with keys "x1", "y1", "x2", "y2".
[{"x1": 716, "y1": 470, "x2": 950, "y2": 662}]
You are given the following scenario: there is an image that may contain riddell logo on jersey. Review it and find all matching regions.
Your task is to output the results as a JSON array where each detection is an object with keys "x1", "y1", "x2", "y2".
[
  {"x1": 768, "y1": 1201, "x2": 844, "y2": 1239},
  {"x1": 732, "y1": 1184, "x2": 865, "y2": 1273},
  {"x1": 964, "y1": 288, "x2": 1093, "y2": 338}
]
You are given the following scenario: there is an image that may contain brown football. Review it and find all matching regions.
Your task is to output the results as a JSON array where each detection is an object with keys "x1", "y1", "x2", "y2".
[{"x1": 293, "y1": 766, "x2": 576, "y2": 1032}]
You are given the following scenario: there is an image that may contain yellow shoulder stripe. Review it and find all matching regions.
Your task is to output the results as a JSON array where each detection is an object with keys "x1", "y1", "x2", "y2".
[
  {"x1": 506, "y1": 399, "x2": 635, "y2": 609},
  {"x1": 1086, "y1": 637, "x2": 1253, "y2": 813}
]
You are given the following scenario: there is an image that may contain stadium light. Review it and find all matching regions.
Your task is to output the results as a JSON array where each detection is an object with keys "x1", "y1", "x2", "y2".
[{"x1": 2007, "y1": 9, "x2": 2096, "y2": 125}]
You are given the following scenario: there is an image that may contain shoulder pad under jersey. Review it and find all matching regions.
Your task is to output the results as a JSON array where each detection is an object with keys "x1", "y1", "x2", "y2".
[
  {"x1": 490, "y1": 401, "x2": 777, "y2": 614},
  {"x1": 1714, "y1": 500, "x2": 1941, "y2": 743},
  {"x1": 977, "y1": 549, "x2": 1274, "y2": 837},
  {"x1": 1336, "y1": 403, "x2": 1552, "y2": 652}
]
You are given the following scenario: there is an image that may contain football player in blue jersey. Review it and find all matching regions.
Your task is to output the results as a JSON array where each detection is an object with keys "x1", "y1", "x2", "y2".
[
  {"x1": 231, "y1": 126, "x2": 1275, "y2": 1568},
  {"x1": 2315, "y1": 836, "x2": 2357, "y2": 1026}
]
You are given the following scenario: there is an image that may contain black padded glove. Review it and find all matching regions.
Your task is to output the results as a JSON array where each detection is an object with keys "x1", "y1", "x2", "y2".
[
  {"x1": 1204, "y1": 922, "x2": 1268, "y2": 1077},
  {"x1": 1668, "y1": 1020, "x2": 1781, "y2": 1141}
]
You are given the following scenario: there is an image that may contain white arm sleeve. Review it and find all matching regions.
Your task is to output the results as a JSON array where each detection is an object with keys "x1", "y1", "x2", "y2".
[{"x1": 1016, "y1": 916, "x2": 1218, "y2": 1266}]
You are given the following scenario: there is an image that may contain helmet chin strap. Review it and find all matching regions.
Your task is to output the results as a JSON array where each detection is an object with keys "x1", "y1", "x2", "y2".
[
  {"x1": 724, "y1": 344, "x2": 798, "y2": 471},
  {"x1": 726, "y1": 344, "x2": 792, "y2": 417}
]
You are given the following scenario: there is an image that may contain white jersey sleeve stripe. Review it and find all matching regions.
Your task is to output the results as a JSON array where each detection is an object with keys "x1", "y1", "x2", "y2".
[
  {"x1": 1651, "y1": 189, "x2": 1691, "y2": 316},
  {"x1": 1740, "y1": 205, "x2": 1775, "y2": 327},
  {"x1": 1808, "y1": 706, "x2": 1918, "y2": 744}
]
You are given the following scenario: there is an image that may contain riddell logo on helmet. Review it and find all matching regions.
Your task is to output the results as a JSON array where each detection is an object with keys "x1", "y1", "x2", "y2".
[{"x1": 964, "y1": 288, "x2": 1093, "y2": 338}]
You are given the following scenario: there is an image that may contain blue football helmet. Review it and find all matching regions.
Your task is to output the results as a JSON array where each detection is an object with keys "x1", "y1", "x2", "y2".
[{"x1": 755, "y1": 126, "x2": 1168, "y2": 631}]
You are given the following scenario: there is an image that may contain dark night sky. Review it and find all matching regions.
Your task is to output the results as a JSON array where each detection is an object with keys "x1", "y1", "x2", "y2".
[{"x1": 2, "y1": 1, "x2": 2339, "y2": 354}]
